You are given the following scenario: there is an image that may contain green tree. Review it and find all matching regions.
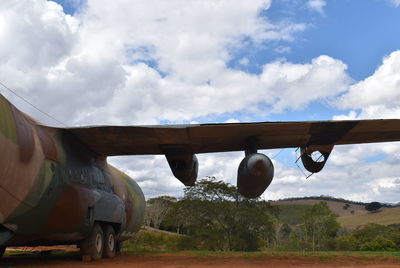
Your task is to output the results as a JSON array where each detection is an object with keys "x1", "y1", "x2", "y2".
[
  {"x1": 145, "y1": 196, "x2": 176, "y2": 229},
  {"x1": 337, "y1": 223, "x2": 400, "y2": 251},
  {"x1": 166, "y1": 177, "x2": 278, "y2": 251},
  {"x1": 361, "y1": 236, "x2": 397, "y2": 251},
  {"x1": 299, "y1": 201, "x2": 340, "y2": 250},
  {"x1": 365, "y1": 202, "x2": 383, "y2": 212},
  {"x1": 336, "y1": 234, "x2": 360, "y2": 251}
]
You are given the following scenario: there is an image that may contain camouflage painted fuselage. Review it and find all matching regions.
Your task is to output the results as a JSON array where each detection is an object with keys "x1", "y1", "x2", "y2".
[{"x1": 0, "y1": 94, "x2": 145, "y2": 247}]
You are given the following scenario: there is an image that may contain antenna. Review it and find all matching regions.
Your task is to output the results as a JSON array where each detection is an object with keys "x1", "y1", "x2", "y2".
[
  {"x1": 0, "y1": 81, "x2": 66, "y2": 127},
  {"x1": 295, "y1": 147, "x2": 314, "y2": 179}
]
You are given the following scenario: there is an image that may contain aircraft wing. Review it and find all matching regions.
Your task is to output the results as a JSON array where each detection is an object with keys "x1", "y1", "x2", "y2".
[
  {"x1": 67, "y1": 119, "x2": 400, "y2": 197},
  {"x1": 67, "y1": 119, "x2": 400, "y2": 156}
]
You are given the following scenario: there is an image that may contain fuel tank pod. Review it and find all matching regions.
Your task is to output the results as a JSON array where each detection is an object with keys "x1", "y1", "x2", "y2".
[
  {"x1": 237, "y1": 153, "x2": 274, "y2": 198},
  {"x1": 165, "y1": 151, "x2": 198, "y2": 186}
]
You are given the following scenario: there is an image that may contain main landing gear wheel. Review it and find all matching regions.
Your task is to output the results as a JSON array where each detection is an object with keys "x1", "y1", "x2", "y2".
[
  {"x1": 103, "y1": 225, "x2": 116, "y2": 258},
  {"x1": 80, "y1": 224, "x2": 104, "y2": 261}
]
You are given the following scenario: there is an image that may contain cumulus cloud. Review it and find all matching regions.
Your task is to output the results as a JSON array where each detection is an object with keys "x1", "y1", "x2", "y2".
[
  {"x1": 336, "y1": 51, "x2": 400, "y2": 119},
  {"x1": 329, "y1": 51, "x2": 400, "y2": 202},
  {"x1": 261, "y1": 56, "x2": 350, "y2": 113},
  {"x1": 306, "y1": 0, "x2": 327, "y2": 14},
  {"x1": 88, "y1": 54, "x2": 349, "y2": 125},
  {"x1": 0, "y1": 1, "x2": 78, "y2": 91},
  {"x1": 264, "y1": 151, "x2": 400, "y2": 203},
  {"x1": 109, "y1": 152, "x2": 243, "y2": 198},
  {"x1": 0, "y1": 0, "x2": 312, "y2": 126}
]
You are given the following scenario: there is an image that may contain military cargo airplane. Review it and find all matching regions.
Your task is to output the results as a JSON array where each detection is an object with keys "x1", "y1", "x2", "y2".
[{"x1": 1, "y1": 92, "x2": 400, "y2": 260}]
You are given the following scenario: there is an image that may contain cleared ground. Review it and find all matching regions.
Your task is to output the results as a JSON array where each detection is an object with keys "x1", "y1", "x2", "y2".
[{"x1": 1, "y1": 252, "x2": 400, "y2": 268}]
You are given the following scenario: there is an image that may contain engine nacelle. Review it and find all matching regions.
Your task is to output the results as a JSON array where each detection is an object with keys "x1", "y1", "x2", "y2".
[
  {"x1": 237, "y1": 153, "x2": 274, "y2": 198},
  {"x1": 165, "y1": 152, "x2": 198, "y2": 186}
]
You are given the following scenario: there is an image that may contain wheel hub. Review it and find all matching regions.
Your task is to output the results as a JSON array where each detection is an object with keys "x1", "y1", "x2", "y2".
[
  {"x1": 108, "y1": 233, "x2": 115, "y2": 250},
  {"x1": 95, "y1": 233, "x2": 103, "y2": 253}
]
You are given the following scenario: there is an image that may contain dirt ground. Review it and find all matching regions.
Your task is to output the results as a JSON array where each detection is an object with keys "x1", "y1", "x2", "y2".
[{"x1": 2, "y1": 252, "x2": 400, "y2": 268}]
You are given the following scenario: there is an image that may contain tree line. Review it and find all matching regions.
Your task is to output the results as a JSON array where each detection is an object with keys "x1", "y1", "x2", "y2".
[
  {"x1": 277, "y1": 196, "x2": 395, "y2": 208},
  {"x1": 139, "y1": 177, "x2": 400, "y2": 252}
]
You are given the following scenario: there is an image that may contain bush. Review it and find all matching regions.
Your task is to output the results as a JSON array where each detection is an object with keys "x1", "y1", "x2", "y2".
[
  {"x1": 365, "y1": 202, "x2": 382, "y2": 212},
  {"x1": 336, "y1": 235, "x2": 360, "y2": 251},
  {"x1": 361, "y1": 236, "x2": 397, "y2": 251},
  {"x1": 176, "y1": 234, "x2": 198, "y2": 250},
  {"x1": 124, "y1": 231, "x2": 183, "y2": 252}
]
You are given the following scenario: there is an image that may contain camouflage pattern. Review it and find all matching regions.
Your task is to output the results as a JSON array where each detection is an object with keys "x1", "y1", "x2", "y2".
[{"x1": 0, "y1": 93, "x2": 145, "y2": 247}]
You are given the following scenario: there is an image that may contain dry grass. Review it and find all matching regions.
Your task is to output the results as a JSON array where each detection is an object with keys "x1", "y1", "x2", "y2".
[
  {"x1": 273, "y1": 199, "x2": 400, "y2": 229},
  {"x1": 273, "y1": 199, "x2": 367, "y2": 217},
  {"x1": 338, "y1": 207, "x2": 400, "y2": 229}
]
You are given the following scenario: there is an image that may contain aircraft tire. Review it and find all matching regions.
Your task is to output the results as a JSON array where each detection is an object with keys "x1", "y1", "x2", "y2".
[
  {"x1": 80, "y1": 224, "x2": 104, "y2": 261},
  {"x1": 0, "y1": 246, "x2": 5, "y2": 257},
  {"x1": 103, "y1": 225, "x2": 116, "y2": 258}
]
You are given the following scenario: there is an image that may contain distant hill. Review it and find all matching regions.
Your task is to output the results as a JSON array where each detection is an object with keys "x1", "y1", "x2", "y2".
[
  {"x1": 274, "y1": 204, "x2": 310, "y2": 225},
  {"x1": 270, "y1": 197, "x2": 400, "y2": 229},
  {"x1": 272, "y1": 198, "x2": 368, "y2": 218},
  {"x1": 338, "y1": 207, "x2": 400, "y2": 229},
  {"x1": 273, "y1": 196, "x2": 396, "y2": 208}
]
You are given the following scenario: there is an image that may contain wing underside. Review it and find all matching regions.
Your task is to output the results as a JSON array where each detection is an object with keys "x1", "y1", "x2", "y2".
[{"x1": 67, "y1": 119, "x2": 400, "y2": 157}]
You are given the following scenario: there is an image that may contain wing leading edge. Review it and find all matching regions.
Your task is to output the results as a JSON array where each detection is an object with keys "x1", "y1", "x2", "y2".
[{"x1": 67, "y1": 119, "x2": 400, "y2": 156}]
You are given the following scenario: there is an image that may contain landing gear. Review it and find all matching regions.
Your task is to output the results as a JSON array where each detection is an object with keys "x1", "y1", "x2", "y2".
[
  {"x1": 0, "y1": 246, "x2": 5, "y2": 257},
  {"x1": 80, "y1": 224, "x2": 104, "y2": 261},
  {"x1": 103, "y1": 225, "x2": 116, "y2": 258}
]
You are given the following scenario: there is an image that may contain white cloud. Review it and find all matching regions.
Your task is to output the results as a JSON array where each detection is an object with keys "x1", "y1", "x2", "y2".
[
  {"x1": 264, "y1": 152, "x2": 400, "y2": 203},
  {"x1": 328, "y1": 51, "x2": 400, "y2": 202},
  {"x1": 306, "y1": 0, "x2": 327, "y2": 14},
  {"x1": 390, "y1": 0, "x2": 400, "y2": 7},
  {"x1": 262, "y1": 56, "x2": 350, "y2": 113},
  {"x1": 238, "y1": 57, "x2": 250, "y2": 66},
  {"x1": 0, "y1": 0, "x2": 312, "y2": 126},
  {"x1": 109, "y1": 152, "x2": 243, "y2": 198},
  {"x1": 109, "y1": 155, "x2": 185, "y2": 198},
  {"x1": 336, "y1": 51, "x2": 400, "y2": 119},
  {"x1": 274, "y1": 46, "x2": 291, "y2": 54},
  {"x1": 83, "y1": 54, "x2": 349, "y2": 125}
]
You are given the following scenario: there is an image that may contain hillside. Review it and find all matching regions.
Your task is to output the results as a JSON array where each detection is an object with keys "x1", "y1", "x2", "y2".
[
  {"x1": 273, "y1": 199, "x2": 367, "y2": 217},
  {"x1": 274, "y1": 204, "x2": 309, "y2": 225},
  {"x1": 338, "y1": 206, "x2": 400, "y2": 229},
  {"x1": 271, "y1": 198, "x2": 400, "y2": 230}
]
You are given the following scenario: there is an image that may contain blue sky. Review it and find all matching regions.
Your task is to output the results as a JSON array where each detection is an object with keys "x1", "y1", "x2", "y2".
[
  {"x1": 51, "y1": 0, "x2": 400, "y2": 122},
  {"x1": 54, "y1": 0, "x2": 400, "y2": 79},
  {"x1": 227, "y1": 1, "x2": 400, "y2": 80},
  {"x1": 52, "y1": 0, "x2": 84, "y2": 15},
  {"x1": 283, "y1": 0, "x2": 400, "y2": 80},
  {"x1": 1, "y1": 0, "x2": 400, "y2": 202}
]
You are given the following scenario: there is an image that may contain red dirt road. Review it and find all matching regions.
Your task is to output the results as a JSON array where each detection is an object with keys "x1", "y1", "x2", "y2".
[{"x1": 1, "y1": 253, "x2": 400, "y2": 268}]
